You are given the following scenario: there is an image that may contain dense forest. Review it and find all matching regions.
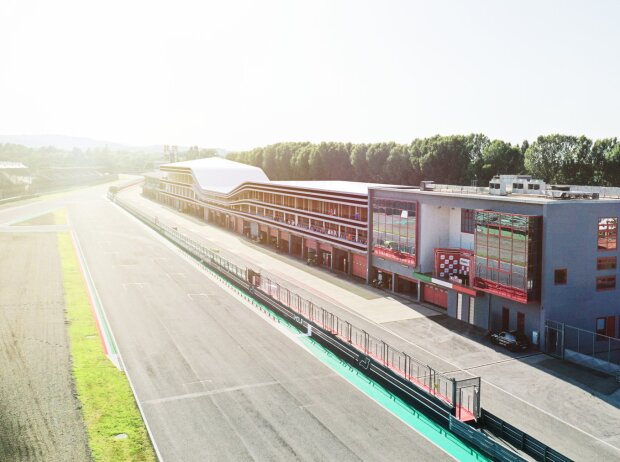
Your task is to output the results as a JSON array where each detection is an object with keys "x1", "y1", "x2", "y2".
[{"x1": 227, "y1": 134, "x2": 620, "y2": 187}]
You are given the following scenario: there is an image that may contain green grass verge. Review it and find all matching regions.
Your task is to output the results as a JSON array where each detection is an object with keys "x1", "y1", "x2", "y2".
[{"x1": 58, "y1": 232, "x2": 156, "y2": 462}]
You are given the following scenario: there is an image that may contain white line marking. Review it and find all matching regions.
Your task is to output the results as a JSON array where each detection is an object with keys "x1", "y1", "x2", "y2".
[
  {"x1": 112, "y1": 202, "x2": 460, "y2": 461},
  {"x1": 363, "y1": 322, "x2": 620, "y2": 453},
  {"x1": 122, "y1": 282, "x2": 147, "y2": 289},
  {"x1": 70, "y1": 214, "x2": 166, "y2": 462},
  {"x1": 115, "y1": 196, "x2": 620, "y2": 454},
  {"x1": 145, "y1": 381, "x2": 280, "y2": 405}
]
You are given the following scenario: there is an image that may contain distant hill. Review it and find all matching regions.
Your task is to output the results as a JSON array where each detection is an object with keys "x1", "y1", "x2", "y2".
[
  {"x1": 0, "y1": 134, "x2": 228, "y2": 156},
  {"x1": 0, "y1": 134, "x2": 129, "y2": 151}
]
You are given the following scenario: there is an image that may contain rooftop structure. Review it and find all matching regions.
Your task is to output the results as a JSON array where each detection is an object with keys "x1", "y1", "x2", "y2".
[
  {"x1": 144, "y1": 163, "x2": 619, "y2": 354},
  {"x1": 368, "y1": 179, "x2": 620, "y2": 349},
  {"x1": 160, "y1": 157, "x2": 269, "y2": 194},
  {"x1": 413, "y1": 175, "x2": 620, "y2": 201},
  {"x1": 144, "y1": 158, "x2": 403, "y2": 279}
]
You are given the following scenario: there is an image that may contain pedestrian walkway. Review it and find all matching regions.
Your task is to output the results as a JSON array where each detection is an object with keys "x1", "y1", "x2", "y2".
[{"x1": 120, "y1": 186, "x2": 438, "y2": 326}]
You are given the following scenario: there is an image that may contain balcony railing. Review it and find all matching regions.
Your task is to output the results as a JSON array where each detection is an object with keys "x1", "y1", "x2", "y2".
[
  {"x1": 245, "y1": 210, "x2": 368, "y2": 246},
  {"x1": 372, "y1": 245, "x2": 416, "y2": 266}
]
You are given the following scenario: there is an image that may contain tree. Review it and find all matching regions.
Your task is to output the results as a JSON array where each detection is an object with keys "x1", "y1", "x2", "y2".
[
  {"x1": 524, "y1": 135, "x2": 593, "y2": 184},
  {"x1": 385, "y1": 144, "x2": 414, "y2": 185},
  {"x1": 416, "y1": 135, "x2": 470, "y2": 185},
  {"x1": 520, "y1": 140, "x2": 529, "y2": 155},
  {"x1": 476, "y1": 140, "x2": 524, "y2": 184},
  {"x1": 325, "y1": 142, "x2": 354, "y2": 180},
  {"x1": 465, "y1": 133, "x2": 491, "y2": 182},
  {"x1": 596, "y1": 139, "x2": 620, "y2": 186},
  {"x1": 350, "y1": 144, "x2": 369, "y2": 181},
  {"x1": 366, "y1": 142, "x2": 394, "y2": 182},
  {"x1": 591, "y1": 138, "x2": 618, "y2": 185},
  {"x1": 291, "y1": 144, "x2": 312, "y2": 180}
]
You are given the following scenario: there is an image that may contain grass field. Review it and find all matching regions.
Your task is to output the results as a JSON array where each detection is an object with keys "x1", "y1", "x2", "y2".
[{"x1": 58, "y1": 232, "x2": 156, "y2": 462}]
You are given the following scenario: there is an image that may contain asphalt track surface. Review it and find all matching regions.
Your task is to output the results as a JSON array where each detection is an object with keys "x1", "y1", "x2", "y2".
[
  {"x1": 0, "y1": 185, "x2": 456, "y2": 461},
  {"x1": 120, "y1": 186, "x2": 620, "y2": 461}
]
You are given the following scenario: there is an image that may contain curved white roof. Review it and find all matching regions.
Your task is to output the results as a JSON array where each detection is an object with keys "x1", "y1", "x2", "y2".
[{"x1": 162, "y1": 157, "x2": 269, "y2": 193}]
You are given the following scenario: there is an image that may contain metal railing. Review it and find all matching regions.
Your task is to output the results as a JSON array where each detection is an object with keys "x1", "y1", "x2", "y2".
[
  {"x1": 257, "y1": 276, "x2": 480, "y2": 420},
  {"x1": 545, "y1": 320, "x2": 620, "y2": 376},
  {"x1": 480, "y1": 410, "x2": 572, "y2": 462},
  {"x1": 110, "y1": 190, "x2": 576, "y2": 462},
  {"x1": 110, "y1": 190, "x2": 481, "y2": 420}
]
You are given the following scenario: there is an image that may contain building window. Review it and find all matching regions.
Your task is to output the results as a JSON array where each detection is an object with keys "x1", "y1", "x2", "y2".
[
  {"x1": 597, "y1": 257, "x2": 617, "y2": 270},
  {"x1": 596, "y1": 316, "x2": 616, "y2": 337},
  {"x1": 554, "y1": 269, "x2": 567, "y2": 285},
  {"x1": 598, "y1": 217, "x2": 618, "y2": 250},
  {"x1": 473, "y1": 211, "x2": 542, "y2": 303},
  {"x1": 461, "y1": 209, "x2": 475, "y2": 234},
  {"x1": 596, "y1": 276, "x2": 616, "y2": 291},
  {"x1": 372, "y1": 199, "x2": 417, "y2": 266},
  {"x1": 596, "y1": 317, "x2": 607, "y2": 335},
  {"x1": 457, "y1": 294, "x2": 463, "y2": 319}
]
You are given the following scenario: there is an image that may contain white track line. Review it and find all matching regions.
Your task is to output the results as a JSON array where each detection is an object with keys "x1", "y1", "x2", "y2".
[
  {"x1": 113, "y1": 200, "x2": 461, "y2": 461},
  {"x1": 114, "y1": 196, "x2": 620, "y2": 454},
  {"x1": 261, "y1": 264, "x2": 620, "y2": 452},
  {"x1": 362, "y1": 321, "x2": 620, "y2": 453},
  {"x1": 69, "y1": 207, "x2": 166, "y2": 462}
]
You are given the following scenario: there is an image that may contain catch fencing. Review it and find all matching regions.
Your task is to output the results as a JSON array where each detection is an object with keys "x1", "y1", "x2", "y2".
[
  {"x1": 110, "y1": 191, "x2": 574, "y2": 461},
  {"x1": 545, "y1": 319, "x2": 620, "y2": 377},
  {"x1": 258, "y1": 277, "x2": 480, "y2": 420},
  {"x1": 112, "y1": 190, "x2": 481, "y2": 419}
]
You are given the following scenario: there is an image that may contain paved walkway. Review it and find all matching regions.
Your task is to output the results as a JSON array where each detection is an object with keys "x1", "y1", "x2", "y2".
[{"x1": 119, "y1": 185, "x2": 620, "y2": 461}]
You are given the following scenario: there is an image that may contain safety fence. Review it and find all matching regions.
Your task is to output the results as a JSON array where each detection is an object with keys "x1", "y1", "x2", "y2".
[
  {"x1": 480, "y1": 410, "x2": 571, "y2": 462},
  {"x1": 258, "y1": 276, "x2": 480, "y2": 421},
  {"x1": 110, "y1": 190, "x2": 574, "y2": 462},
  {"x1": 113, "y1": 190, "x2": 480, "y2": 419},
  {"x1": 545, "y1": 319, "x2": 620, "y2": 377}
]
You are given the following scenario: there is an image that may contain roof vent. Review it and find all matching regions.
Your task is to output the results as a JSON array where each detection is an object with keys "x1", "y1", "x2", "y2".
[
  {"x1": 489, "y1": 175, "x2": 545, "y2": 196},
  {"x1": 550, "y1": 190, "x2": 600, "y2": 200},
  {"x1": 420, "y1": 181, "x2": 435, "y2": 191}
]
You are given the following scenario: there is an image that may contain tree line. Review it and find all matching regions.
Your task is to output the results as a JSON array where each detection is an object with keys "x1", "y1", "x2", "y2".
[
  {"x1": 0, "y1": 143, "x2": 163, "y2": 173},
  {"x1": 227, "y1": 134, "x2": 620, "y2": 186}
]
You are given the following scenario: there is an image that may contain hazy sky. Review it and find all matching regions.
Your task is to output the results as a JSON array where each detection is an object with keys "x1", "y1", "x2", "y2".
[{"x1": 1, "y1": 0, "x2": 618, "y2": 150}]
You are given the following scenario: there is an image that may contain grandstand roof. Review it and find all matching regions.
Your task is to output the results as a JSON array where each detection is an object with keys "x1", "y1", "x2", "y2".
[
  {"x1": 270, "y1": 181, "x2": 403, "y2": 196},
  {"x1": 161, "y1": 157, "x2": 269, "y2": 193}
]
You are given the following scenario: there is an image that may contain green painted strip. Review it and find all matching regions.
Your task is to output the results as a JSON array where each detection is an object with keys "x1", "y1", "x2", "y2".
[
  {"x1": 296, "y1": 332, "x2": 489, "y2": 461},
  {"x1": 120, "y1": 203, "x2": 491, "y2": 460},
  {"x1": 198, "y1": 262, "x2": 489, "y2": 461},
  {"x1": 412, "y1": 272, "x2": 432, "y2": 283}
]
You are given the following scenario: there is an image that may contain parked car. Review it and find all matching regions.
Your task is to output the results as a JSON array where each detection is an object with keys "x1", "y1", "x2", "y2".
[{"x1": 490, "y1": 330, "x2": 530, "y2": 352}]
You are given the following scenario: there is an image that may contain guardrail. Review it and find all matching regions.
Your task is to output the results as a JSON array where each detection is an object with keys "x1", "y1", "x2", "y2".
[
  {"x1": 257, "y1": 276, "x2": 479, "y2": 421},
  {"x1": 109, "y1": 190, "x2": 573, "y2": 462},
  {"x1": 480, "y1": 410, "x2": 571, "y2": 462}
]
